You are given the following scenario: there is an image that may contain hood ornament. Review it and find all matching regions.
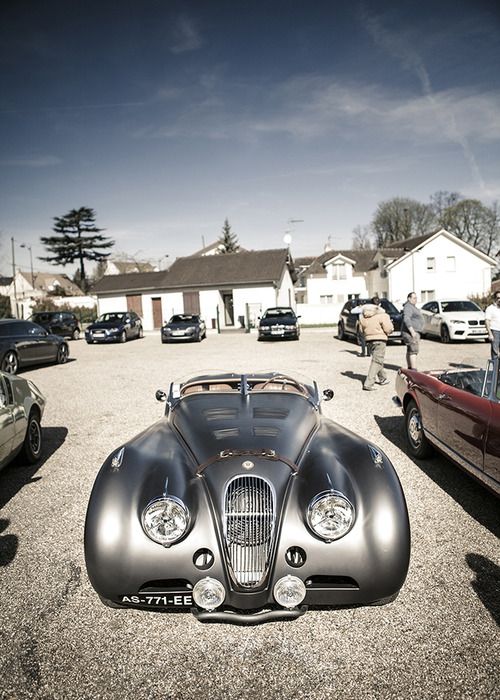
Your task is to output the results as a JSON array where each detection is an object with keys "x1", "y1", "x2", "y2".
[{"x1": 110, "y1": 447, "x2": 125, "y2": 472}]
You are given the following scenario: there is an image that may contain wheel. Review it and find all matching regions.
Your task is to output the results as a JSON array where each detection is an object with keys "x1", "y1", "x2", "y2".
[
  {"x1": 1, "y1": 350, "x2": 19, "y2": 374},
  {"x1": 57, "y1": 344, "x2": 69, "y2": 364},
  {"x1": 71, "y1": 329, "x2": 80, "y2": 340},
  {"x1": 21, "y1": 412, "x2": 42, "y2": 464},
  {"x1": 405, "y1": 399, "x2": 433, "y2": 458},
  {"x1": 138, "y1": 326, "x2": 144, "y2": 339},
  {"x1": 337, "y1": 322, "x2": 345, "y2": 340},
  {"x1": 196, "y1": 333, "x2": 202, "y2": 342},
  {"x1": 120, "y1": 331, "x2": 127, "y2": 343},
  {"x1": 440, "y1": 325, "x2": 450, "y2": 343},
  {"x1": 86, "y1": 339, "x2": 94, "y2": 344}
]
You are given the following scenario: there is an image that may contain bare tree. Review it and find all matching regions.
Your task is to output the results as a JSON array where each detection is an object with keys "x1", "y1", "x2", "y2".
[
  {"x1": 371, "y1": 197, "x2": 435, "y2": 247},
  {"x1": 351, "y1": 225, "x2": 373, "y2": 250},
  {"x1": 441, "y1": 199, "x2": 499, "y2": 255}
]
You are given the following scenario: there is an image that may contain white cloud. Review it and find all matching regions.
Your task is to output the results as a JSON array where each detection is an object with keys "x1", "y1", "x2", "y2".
[
  {"x1": 0, "y1": 155, "x2": 62, "y2": 167},
  {"x1": 169, "y1": 15, "x2": 203, "y2": 54}
]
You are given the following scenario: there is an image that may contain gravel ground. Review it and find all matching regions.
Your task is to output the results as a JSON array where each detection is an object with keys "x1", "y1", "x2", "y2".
[{"x1": 0, "y1": 329, "x2": 499, "y2": 700}]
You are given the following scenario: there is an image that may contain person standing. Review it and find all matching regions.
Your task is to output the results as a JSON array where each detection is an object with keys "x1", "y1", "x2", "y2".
[
  {"x1": 359, "y1": 304, "x2": 393, "y2": 391},
  {"x1": 351, "y1": 296, "x2": 381, "y2": 357},
  {"x1": 402, "y1": 292, "x2": 424, "y2": 369},
  {"x1": 485, "y1": 291, "x2": 500, "y2": 358}
]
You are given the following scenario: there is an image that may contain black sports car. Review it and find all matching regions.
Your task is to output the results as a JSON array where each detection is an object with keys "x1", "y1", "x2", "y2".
[
  {"x1": 258, "y1": 307, "x2": 300, "y2": 340},
  {"x1": 85, "y1": 371, "x2": 410, "y2": 625},
  {"x1": 161, "y1": 314, "x2": 207, "y2": 343},
  {"x1": 0, "y1": 319, "x2": 69, "y2": 374},
  {"x1": 85, "y1": 311, "x2": 143, "y2": 344}
]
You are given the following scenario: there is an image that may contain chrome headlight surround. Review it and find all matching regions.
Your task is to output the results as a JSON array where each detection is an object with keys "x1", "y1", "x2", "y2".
[
  {"x1": 307, "y1": 490, "x2": 355, "y2": 542},
  {"x1": 141, "y1": 496, "x2": 190, "y2": 547}
]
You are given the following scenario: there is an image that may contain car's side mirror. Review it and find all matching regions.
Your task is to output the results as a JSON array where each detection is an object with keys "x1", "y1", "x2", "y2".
[
  {"x1": 155, "y1": 389, "x2": 167, "y2": 402},
  {"x1": 323, "y1": 388, "x2": 334, "y2": 401}
]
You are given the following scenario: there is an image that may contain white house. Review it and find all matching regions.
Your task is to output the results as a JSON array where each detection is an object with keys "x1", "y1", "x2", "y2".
[
  {"x1": 91, "y1": 249, "x2": 296, "y2": 331},
  {"x1": 297, "y1": 229, "x2": 496, "y2": 323},
  {"x1": 6, "y1": 270, "x2": 93, "y2": 318}
]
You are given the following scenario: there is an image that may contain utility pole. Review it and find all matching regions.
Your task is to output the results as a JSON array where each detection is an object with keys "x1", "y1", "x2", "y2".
[
  {"x1": 20, "y1": 243, "x2": 35, "y2": 288},
  {"x1": 10, "y1": 237, "x2": 18, "y2": 318}
]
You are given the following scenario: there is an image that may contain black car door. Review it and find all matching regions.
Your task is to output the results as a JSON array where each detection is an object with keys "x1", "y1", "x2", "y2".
[{"x1": 24, "y1": 322, "x2": 57, "y2": 362}]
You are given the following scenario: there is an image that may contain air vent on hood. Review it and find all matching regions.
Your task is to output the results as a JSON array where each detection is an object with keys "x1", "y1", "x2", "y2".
[
  {"x1": 253, "y1": 408, "x2": 289, "y2": 419},
  {"x1": 202, "y1": 408, "x2": 239, "y2": 421}
]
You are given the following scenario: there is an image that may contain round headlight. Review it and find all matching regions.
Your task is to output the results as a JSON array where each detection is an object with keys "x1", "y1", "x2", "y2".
[
  {"x1": 142, "y1": 496, "x2": 189, "y2": 546},
  {"x1": 273, "y1": 575, "x2": 306, "y2": 609},
  {"x1": 307, "y1": 491, "x2": 354, "y2": 541},
  {"x1": 193, "y1": 577, "x2": 226, "y2": 611}
]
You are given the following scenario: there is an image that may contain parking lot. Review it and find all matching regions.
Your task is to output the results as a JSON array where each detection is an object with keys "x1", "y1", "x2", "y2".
[{"x1": 1, "y1": 330, "x2": 499, "y2": 700}]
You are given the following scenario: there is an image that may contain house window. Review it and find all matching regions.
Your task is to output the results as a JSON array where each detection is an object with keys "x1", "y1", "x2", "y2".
[
  {"x1": 336, "y1": 294, "x2": 346, "y2": 303},
  {"x1": 320, "y1": 295, "x2": 333, "y2": 304},
  {"x1": 331, "y1": 263, "x2": 346, "y2": 280},
  {"x1": 420, "y1": 290, "x2": 436, "y2": 302},
  {"x1": 446, "y1": 256, "x2": 456, "y2": 272},
  {"x1": 426, "y1": 257, "x2": 436, "y2": 271}
]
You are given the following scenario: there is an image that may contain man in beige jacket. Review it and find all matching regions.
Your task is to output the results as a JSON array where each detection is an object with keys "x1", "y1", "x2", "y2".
[{"x1": 359, "y1": 304, "x2": 394, "y2": 391}]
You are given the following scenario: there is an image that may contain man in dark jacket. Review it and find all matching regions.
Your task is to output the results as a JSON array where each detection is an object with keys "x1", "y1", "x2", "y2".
[{"x1": 402, "y1": 292, "x2": 424, "y2": 369}]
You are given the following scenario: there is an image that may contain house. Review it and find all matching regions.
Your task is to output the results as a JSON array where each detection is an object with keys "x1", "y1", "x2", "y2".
[
  {"x1": 6, "y1": 270, "x2": 93, "y2": 318},
  {"x1": 297, "y1": 229, "x2": 496, "y2": 323},
  {"x1": 92, "y1": 248, "x2": 296, "y2": 331}
]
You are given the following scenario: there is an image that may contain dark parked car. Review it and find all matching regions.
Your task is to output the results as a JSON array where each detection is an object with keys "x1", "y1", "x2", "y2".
[
  {"x1": 85, "y1": 311, "x2": 143, "y2": 344},
  {"x1": 258, "y1": 307, "x2": 300, "y2": 340},
  {"x1": 29, "y1": 311, "x2": 81, "y2": 340},
  {"x1": 394, "y1": 359, "x2": 500, "y2": 497},
  {"x1": 161, "y1": 314, "x2": 207, "y2": 343},
  {"x1": 0, "y1": 319, "x2": 69, "y2": 375},
  {"x1": 338, "y1": 298, "x2": 402, "y2": 343},
  {"x1": 0, "y1": 370, "x2": 45, "y2": 471},
  {"x1": 85, "y1": 371, "x2": 410, "y2": 625}
]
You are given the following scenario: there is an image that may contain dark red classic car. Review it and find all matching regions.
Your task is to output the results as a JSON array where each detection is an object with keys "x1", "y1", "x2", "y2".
[{"x1": 394, "y1": 360, "x2": 500, "y2": 497}]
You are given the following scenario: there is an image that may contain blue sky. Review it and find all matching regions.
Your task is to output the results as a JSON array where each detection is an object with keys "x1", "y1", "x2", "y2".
[{"x1": 1, "y1": 0, "x2": 499, "y2": 277}]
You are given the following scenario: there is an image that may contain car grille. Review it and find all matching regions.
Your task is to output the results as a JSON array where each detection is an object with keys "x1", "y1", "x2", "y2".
[
  {"x1": 468, "y1": 320, "x2": 485, "y2": 326},
  {"x1": 223, "y1": 475, "x2": 275, "y2": 588}
]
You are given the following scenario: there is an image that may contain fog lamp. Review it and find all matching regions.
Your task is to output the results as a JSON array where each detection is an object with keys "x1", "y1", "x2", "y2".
[
  {"x1": 193, "y1": 577, "x2": 226, "y2": 611},
  {"x1": 273, "y1": 575, "x2": 306, "y2": 609}
]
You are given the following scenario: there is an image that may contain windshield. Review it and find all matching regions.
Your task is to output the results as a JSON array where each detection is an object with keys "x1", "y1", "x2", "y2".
[
  {"x1": 31, "y1": 313, "x2": 53, "y2": 322},
  {"x1": 169, "y1": 314, "x2": 198, "y2": 323},
  {"x1": 263, "y1": 308, "x2": 295, "y2": 318},
  {"x1": 98, "y1": 313, "x2": 125, "y2": 322},
  {"x1": 441, "y1": 301, "x2": 481, "y2": 313}
]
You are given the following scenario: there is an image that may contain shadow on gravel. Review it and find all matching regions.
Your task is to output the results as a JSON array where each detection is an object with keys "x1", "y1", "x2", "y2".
[
  {"x1": 0, "y1": 426, "x2": 68, "y2": 565},
  {"x1": 375, "y1": 415, "x2": 500, "y2": 539},
  {"x1": 466, "y1": 553, "x2": 500, "y2": 626}
]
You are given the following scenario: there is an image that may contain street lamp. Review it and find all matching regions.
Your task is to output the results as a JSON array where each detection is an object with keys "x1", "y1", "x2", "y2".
[{"x1": 20, "y1": 243, "x2": 35, "y2": 289}]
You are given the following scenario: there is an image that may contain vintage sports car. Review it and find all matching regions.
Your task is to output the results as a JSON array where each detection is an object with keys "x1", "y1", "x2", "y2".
[
  {"x1": 0, "y1": 370, "x2": 45, "y2": 471},
  {"x1": 257, "y1": 307, "x2": 300, "y2": 340},
  {"x1": 85, "y1": 311, "x2": 143, "y2": 344},
  {"x1": 394, "y1": 360, "x2": 500, "y2": 496},
  {"x1": 161, "y1": 314, "x2": 207, "y2": 343},
  {"x1": 85, "y1": 371, "x2": 410, "y2": 625},
  {"x1": 0, "y1": 319, "x2": 69, "y2": 374}
]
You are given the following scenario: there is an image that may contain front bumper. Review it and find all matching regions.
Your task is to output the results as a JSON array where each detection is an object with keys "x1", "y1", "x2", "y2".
[
  {"x1": 258, "y1": 327, "x2": 299, "y2": 340},
  {"x1": 448, "y1": 326, "x2": 487, "y2": 340},
  {"x1": 85, "y1": 331, "x2": 122, "y2": 343}
]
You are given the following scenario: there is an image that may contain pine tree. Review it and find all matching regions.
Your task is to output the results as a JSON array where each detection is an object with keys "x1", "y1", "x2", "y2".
[
  {"x1": 39, "y1": 207, "x2": 114, "y2": 292},
  {"x1": 218, "y1": 218, "x2": 239, "y2": 253}
]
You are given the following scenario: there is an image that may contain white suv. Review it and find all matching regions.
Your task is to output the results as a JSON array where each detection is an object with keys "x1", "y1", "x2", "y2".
[{"x1": 420, "y1": 300, "x2": 487, "y2": 343}]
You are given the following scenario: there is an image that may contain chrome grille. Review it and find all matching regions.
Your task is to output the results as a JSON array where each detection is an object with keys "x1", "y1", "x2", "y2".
[{"x1": 223, "y1": 476, "x2": 275, "y2": 587}]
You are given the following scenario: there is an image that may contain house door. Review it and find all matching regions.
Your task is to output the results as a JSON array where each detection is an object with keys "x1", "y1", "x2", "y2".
[
  {"x1": 126, "y1": 294, "x2": 143, "y2": 317},
  {"x1": 222, "y1": 292, "x2": 234, "y2": 326},
  {"x1": 152, "y1": 297, "x2": 163, "y2": 328},
  {"x1": 183, "y1": 291, "x2": 200, "y2": 314}
]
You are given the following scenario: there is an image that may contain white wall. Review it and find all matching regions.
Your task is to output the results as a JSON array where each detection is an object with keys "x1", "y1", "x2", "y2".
[
  {"x1": 305, "y1": 274, "x2": 368, "y2": 305},
  {"x1": 98, "y1": 295, "x2": 127, "y2": 315},
  {"x1": 388, "y1": 235, "x2": 493, "y2": 307},
  {"x1": 297, "y1": 302, "x2": 343, "y2": 325}
]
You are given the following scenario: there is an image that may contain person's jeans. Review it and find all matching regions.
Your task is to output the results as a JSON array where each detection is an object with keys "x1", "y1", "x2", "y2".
[
  {"x1": 490, "y1": 330, "x2": 500, "y2": 358},
  {"x1": 364, "y1": 340, "x2": 387, "y2": 389}
]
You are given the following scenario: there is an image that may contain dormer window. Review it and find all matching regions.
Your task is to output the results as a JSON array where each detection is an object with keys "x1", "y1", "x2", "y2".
[{"x1": 331, "y1": 262, "x2": 346, "y2": 280}]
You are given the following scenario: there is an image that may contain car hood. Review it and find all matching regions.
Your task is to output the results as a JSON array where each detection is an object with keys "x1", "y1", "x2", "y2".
[
  {"x1": 88, "y1": 321, "x2": 124, "y2": 330},
  {"x1": 439, "y1": 311, "x2": 485, "y2": 320}
]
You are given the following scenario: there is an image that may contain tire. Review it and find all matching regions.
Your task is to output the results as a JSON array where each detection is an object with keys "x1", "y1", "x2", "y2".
[
  {"x1": 440, "y1": 325, "x2": 451, "y2": 343},
  {"x1": 337, "y1": 322, "x2": 345, "y2": 341},
  {"x1": 86, "y1": 339, "x2": 94, "y2": 345},
  {"x1": 71, "y1": 329, "x2": 80, "y2": 341},
  {"x1": 57, "y1": 344, "x2": 69, "y2": 364},
  {"x1": 21, "y1": 412, "x2": 42, "y2": 464},
  {"x1": 138, "y1": 326, "x2": 144, "y2": 339},
  {"x1": 405, "y1": 399, "x2": 433, "y2": 459},
  {"x1": 120, "y1": 331, "x2": 127, "y2": 343},
  {"x1": 1, "y1": 350, "x2": 19, "y2": 374}
]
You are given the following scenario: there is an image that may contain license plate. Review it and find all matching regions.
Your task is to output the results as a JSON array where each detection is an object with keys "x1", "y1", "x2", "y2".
[
  {"x1": 470, "y1": 329, "x2": 485, "y2": 334},
  {"x1": 271, "y1": 328, "x2": 284, "y2": 335},
  {"x1": 94, "y1": 331, "x2": 105, "y2": 336},
  {"x1": 172, "y1": 330, "x2": 185, "y2": 336},
  {"x1": 120, "y1": 593, "x2": 193, "y2": 607}
]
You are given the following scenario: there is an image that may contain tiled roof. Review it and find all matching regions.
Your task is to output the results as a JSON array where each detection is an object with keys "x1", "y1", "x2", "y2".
[
  {"x1": 92, "y1": 249, "x2": 291, "y2": 294},
  {"x1": 307, "y1": 249, "x2": 377, "y2": 275}
]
